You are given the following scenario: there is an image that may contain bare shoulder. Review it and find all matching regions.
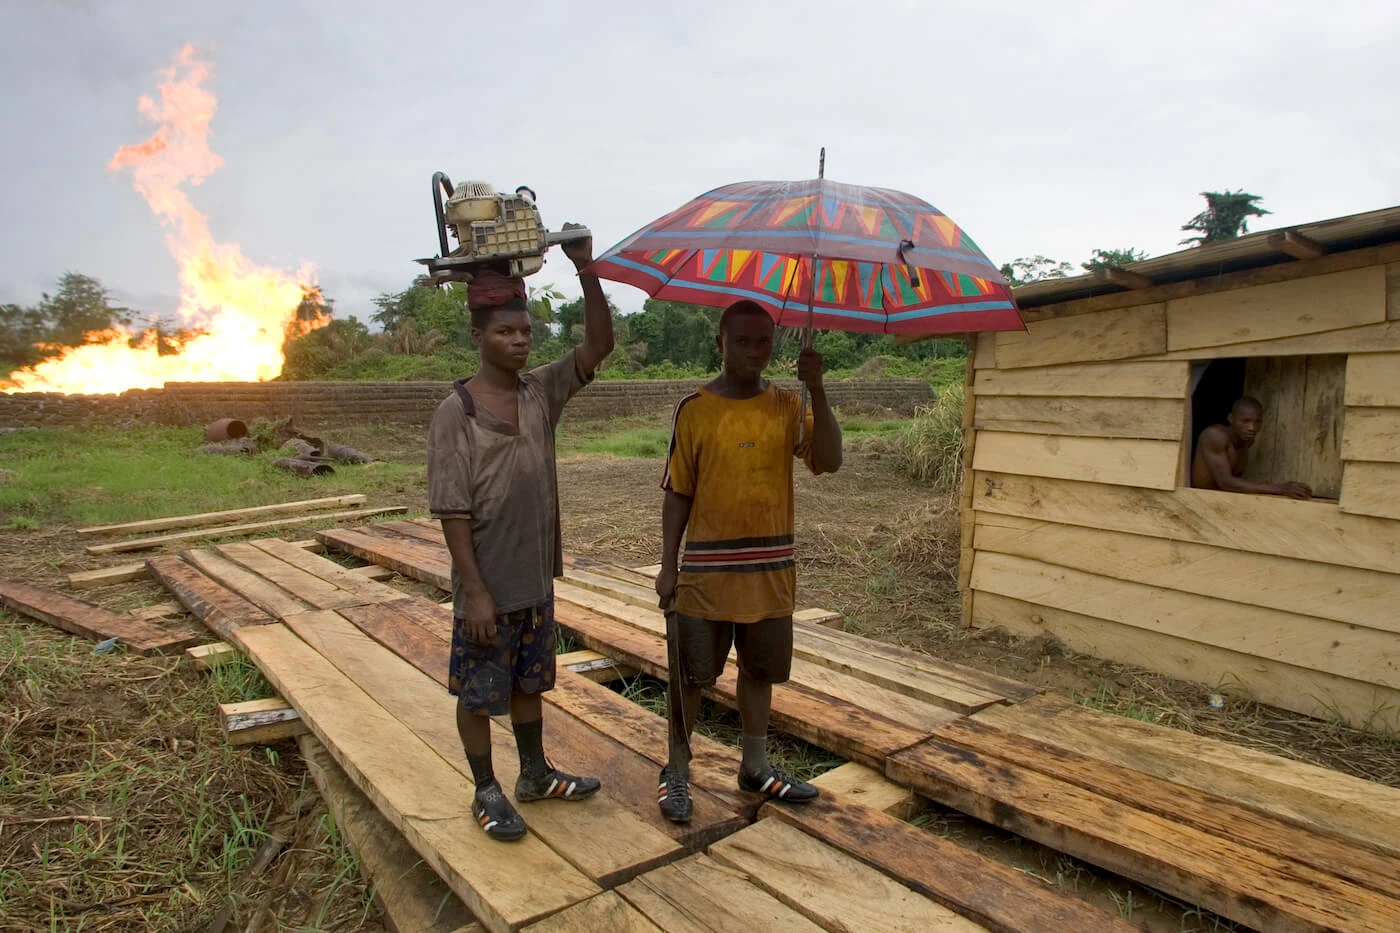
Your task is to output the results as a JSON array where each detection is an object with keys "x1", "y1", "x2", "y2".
[{"x1": 1197, "y1": 423, "x2": 1229, "y2": 449}]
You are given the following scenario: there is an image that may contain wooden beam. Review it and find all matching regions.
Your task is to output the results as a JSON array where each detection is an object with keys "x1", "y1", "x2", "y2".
[
  {"x1": 219, "y1": 697, "x2": 309, "y2": 745},
  {"x1": 1269, "y1": 229, "x2": 1329, "y2": 261},
  {"x1": 1094, "y1": 267, "x2": 1154, "y2": 290},
  {"x1": 86, "y1": 506, "x2": 407, "y2": 555},
  {"x1": 807, "y1": 762, "x2": 921, "y2": 818},
  {"x1": 72, "y1": 538, "x2": 325, "y2": 590},
  {"x1": 77, "y1": 494, "x2": 369, "y2": 537},
  {"x1": 186, "y1": 641, "x2": 240, "y2": 671}
]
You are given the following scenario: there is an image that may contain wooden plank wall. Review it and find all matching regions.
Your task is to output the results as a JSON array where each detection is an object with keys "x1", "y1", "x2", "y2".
[{"x1": 963, "y1": 250, "x2": 1400, "y2": 730}]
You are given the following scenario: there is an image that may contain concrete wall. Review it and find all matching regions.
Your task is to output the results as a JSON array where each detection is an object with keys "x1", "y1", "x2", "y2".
[{"x1": 0, "y1": 378, "x2": 934, "y2": 429}]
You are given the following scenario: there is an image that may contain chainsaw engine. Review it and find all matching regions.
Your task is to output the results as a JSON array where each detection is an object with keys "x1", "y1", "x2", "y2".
[{"x1": 417, "y1": 172, "x2": 590, "y2": 285}]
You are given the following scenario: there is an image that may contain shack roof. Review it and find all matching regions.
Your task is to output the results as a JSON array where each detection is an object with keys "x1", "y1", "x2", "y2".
[{"x1": 1012, "y1": 204, "x2": 1400, "y2": 310}]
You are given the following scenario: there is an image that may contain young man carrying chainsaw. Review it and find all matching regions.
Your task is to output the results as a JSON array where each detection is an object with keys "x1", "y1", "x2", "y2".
[
  {"x1": 427, "y1": 227, "x2": 614, "y2": 841},
  {"x1": 654, "y1": 300, "x2": 843, "y2": 822}
]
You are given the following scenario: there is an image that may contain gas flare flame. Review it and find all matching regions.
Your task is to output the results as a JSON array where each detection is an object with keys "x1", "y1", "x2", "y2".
[{"x1": 2, "y1": 45, "x2": 324, "y2": 395}]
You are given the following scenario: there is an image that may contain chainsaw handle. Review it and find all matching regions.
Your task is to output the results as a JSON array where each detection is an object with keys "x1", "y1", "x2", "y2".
[
  {"x1": 432, "y1": 172, "x2": 455, "y2": 258},
  {"x1": 545, "y1": 226, "x2": 592, "y2": 246}
]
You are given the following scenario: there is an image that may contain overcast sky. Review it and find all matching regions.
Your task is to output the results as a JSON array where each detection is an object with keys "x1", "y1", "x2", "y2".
[{"x1": 2, "y1": 0, "x2": 1398, "y2": 325}]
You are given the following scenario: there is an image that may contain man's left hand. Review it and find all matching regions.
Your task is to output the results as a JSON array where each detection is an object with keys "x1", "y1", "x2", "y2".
[
  {"x1": 797, "y1": 347, "x2": 825, "y2": 391},
  {"x1": 560, "y1": 222, "x2": 593, "y2": 269}
]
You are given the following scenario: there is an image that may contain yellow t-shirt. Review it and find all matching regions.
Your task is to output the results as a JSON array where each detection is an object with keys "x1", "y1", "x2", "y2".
[{"x1": 662, "y1": 384, "x2": 815, "y2": 623}]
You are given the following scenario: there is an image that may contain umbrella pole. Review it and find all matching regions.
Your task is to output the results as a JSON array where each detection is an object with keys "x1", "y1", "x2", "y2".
[{"x1": 799, "y1": 147, "x2": 824, "y2": 445}]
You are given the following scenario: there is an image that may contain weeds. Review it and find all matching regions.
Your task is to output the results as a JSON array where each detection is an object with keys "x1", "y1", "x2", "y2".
[{"x1": 893, "y1": 383, "x2": 964, "y2": 490}]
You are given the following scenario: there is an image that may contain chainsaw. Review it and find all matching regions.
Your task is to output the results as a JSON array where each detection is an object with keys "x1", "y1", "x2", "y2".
[{"x1": 416, "y1": 171, "x2": 591, "y2": 286}]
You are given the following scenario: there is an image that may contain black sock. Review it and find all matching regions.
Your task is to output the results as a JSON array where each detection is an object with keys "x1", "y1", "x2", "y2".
[
  {"x1": 513, "y1": 718, "x2": 548, "y2": 779},
  {"x1": 466, "y1": 753, "x2": 495, "y2": 791}
]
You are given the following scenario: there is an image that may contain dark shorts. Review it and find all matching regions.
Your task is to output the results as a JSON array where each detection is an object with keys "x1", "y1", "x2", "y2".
[
  {"x1": 448, "y1": 599, "x2": 556, "y2": 716},
  {"x1": 668, "y1": 611, "x2": 794, "y2": 686}
]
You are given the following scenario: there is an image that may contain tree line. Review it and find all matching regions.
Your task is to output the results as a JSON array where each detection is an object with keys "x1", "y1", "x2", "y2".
[{"x1": 3, "y1": 190, "x2": 1269, "y2": 382}]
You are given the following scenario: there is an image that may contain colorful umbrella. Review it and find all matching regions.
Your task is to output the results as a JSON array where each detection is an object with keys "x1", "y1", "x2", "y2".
[{"x1": 587, "y1": 159, "x2": 1022, "y2": 336}]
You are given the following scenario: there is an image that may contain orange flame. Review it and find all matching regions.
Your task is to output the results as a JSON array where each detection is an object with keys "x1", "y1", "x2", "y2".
[{"x1": 2, "y1": 45, "x2": 323, "y2": 395}]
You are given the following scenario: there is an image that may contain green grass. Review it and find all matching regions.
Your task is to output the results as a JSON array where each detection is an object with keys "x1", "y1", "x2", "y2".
[
  {"x1": 558, "y1": 426, "x2": 671, "y2": 459},
  {"x1": 0, "y1": 425, "x2": 423, "y2": 526}
]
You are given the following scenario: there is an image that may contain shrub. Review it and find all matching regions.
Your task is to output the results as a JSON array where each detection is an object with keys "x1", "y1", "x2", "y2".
[{"x1": 894, "y1": 383, "x2": 964, "y2": 490}]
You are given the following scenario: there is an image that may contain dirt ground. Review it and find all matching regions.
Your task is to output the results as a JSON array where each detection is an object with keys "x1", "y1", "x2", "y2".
[{"x1": 2, "y1": 419, "x2": 1397, "y2": 931}]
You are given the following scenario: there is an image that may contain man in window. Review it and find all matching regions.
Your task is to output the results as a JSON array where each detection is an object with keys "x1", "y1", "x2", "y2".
[{"x1": 1191, "y1": 396, "x2": 1312, "y2": 498}]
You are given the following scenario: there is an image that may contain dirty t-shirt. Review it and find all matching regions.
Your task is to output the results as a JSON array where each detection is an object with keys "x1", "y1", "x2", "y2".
[
  {"x1": 427, "y1": 350, "x2": 591, "y2": 616},
  {"x1": 662, "y1": 384, "x2": 816, "y2": 623}
]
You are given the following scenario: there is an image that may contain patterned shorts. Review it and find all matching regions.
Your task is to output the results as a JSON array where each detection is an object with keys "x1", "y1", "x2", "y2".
[{"x1": 448, "y1": 599, "x2": 556, "y2": 716}]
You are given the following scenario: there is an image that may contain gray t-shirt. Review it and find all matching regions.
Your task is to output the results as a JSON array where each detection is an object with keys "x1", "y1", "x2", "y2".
[{"x1": 427, "y1": 350, "x2": 591, "y2": 615}]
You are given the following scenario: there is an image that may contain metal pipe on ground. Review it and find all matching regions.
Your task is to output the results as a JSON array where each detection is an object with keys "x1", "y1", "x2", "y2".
[{"x1": 205, "y1": 418, "x2": 248, "y2": 442}]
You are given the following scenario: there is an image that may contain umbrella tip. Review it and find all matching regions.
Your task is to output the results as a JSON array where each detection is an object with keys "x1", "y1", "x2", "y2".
[{"x1": 818, "y1": 147, "x2": 825, "y2": 179}]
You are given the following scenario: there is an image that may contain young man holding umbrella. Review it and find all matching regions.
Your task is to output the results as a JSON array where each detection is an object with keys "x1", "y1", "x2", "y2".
[
  {"x1": 427, "y1": 228, "x2": 614, "y2": 841},
  {"x1": 654, "y1": 299, "x2": 843, "y2": 822}
]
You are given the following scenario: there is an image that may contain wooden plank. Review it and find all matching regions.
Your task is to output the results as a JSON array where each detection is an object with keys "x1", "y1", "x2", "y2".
[
  {"x1": 808, "y1": 762, "x2": 918, "y2": 817},
  {"x1": 973, "y1": 331, "x2": 996, "y2": 369},
  {"x1": 556, "y1": 649, "x2": 636, "y2": 683},
  {"x1": 792, "y1": 606, "x2": 843, "y2": 627},
  {"x1": 1340, "y1": 460, "x2": 1400, "y2": 520},
  {"x1": 126, "y1": 600, "x2": 183, "y2": 622},
  {"x1": 1345, "y1": 352, "x2": 1400, "y2": 406},
  {"x1": 333, "y1": 599, "x2": 749, "y2": 853},
  {"x1": 182, "y1": 548, "x2": 314, "y2": 620},
  {"x1": 974, "y1": 513, "x2": 1400, "y2": 633},
  {"x1": 758, "y1": 792, "x2": 1135, "y2": 933},
  {"x1": 76, "y1": 494, "x2": 369, "y2": 537},
  {"x1": 709, "y1": 819, "x2": 990, "y2": 932},
  {"x1": 1390, "y1": 262, "x2": 1400, "y2": 320},
  {"x1": 219, "y1": 697, "x2": 308, "y2": 745},
  {"x1": 931, "y1": 717, "x2": 1400, "y2": 900},
  {"x1": 521, "y1": 893, "x2": 658, "y2": 933},
  {"x1": 555, "y1": 600, "x2": 928, "y2": 768},
  {"x1": 973, "y1": 395, "x2": 1183, "y2": 440},
  {"x1": 376, "y1": 519, "x2": 448, "y2": 546},
  {"x1": 216, "y1": 542, "x2": 367, "y2": 611},
  {"x1": 994, "y1": 304, "x2": 1166, "y2": 369},
  {"x1": 67, "y1": 563, "x2": 150, "y2": 590},
  {"x1": 86, "y1": 506, "x2": 408, "y2": 555},
  {"x1": 0, "y1": 578, "x2": 202, "y2": 655},
  {"x1": 278, "y1": 608, "x2": 687, "y2": 888},
  {"x1": 554, "y1": 581, "x2": 961, "y2": 735},
  {"x1": 235, "y1": 622, "x2": 600, "y2": 931},
  {"x1": 617, "y1": 854, "x2": 828, "y2": 933},
  {"x1": 889, "y1": 735, "x2": 1400, "y2": 933},
  {"x1": 973, "y1": 471, "x2": 1400, "y2": 575},
  {"x1": 1341, "y1": 407, "x2": 1400, "y2": 463},
  {"x1": 792, "y1": 622, "x2": 1037, "y2": 703},
  {"x1": 1166, "y1": 265, "x2": 1386, "y2": 352},
  {"x1": 974, "y1": 693, "x2": 1400, "y2": 862},
  {"x1": 974, "y1": 360, "x2": 1189, "y2": 399},
  {"x1": 319, "y1": 526, "x2": 452, "y2": 590},
  {"x1": 970, "y1": 431, "x2": 1180, "y2": 490},
  {"x1": 560, "y1": 568, "x2": 665, "y2": 612},
  {"x1": 1240, "y1": 355, "x2": 1346, "y2": 498},
  {"x1": 249, "y1": 537, "x2": 407, "y2": 602},
  {"x1": 186, "y1": 641, "x2": 239, "y2": 671},
  {"x1": 1269, "y1": 229, "x2": 1329, "y2": 261},
  {"x1": 146, "y1": 554, "x2": 277, "y2": 641},
  {"x1": 970, "y1": 591, "x2": 1400, "y2": 732},
  {"x1": 1154, "y1": 319, "x2": 1400, "y2": 361},
  {"x1": 971, "y1": 551, "x2": 1400, "y2": 688},
  {"x1": 74, "y1": 539, "x2": 326, "y2": 592},
  {"x1": 298, "y1": 734, "x2": 482, "y2": 933}
]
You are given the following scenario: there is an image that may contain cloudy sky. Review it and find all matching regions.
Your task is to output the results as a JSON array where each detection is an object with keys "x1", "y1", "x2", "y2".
[{"x1": 2, "y1": 0, "x2": 1398, "y2": 324}]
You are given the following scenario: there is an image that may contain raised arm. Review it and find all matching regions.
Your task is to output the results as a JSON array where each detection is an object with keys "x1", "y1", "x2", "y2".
[
  {"x1": 561, "y1": 225, "x2": 615, "y2": 376},
  {"x1": 797, "y1": 347, "x2": 843, "y2": 474},
  {"x1": 655, "y1": 490, "x2": 693, "y2": 610},
  {"x1": 441, "y1": 519, "x2": 498, "y2": 644}
]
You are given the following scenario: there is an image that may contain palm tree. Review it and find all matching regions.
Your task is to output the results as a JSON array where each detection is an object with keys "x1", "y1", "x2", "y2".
[{"x1": 1180, "y1": 191, "x2": 1270, "y2": 246}]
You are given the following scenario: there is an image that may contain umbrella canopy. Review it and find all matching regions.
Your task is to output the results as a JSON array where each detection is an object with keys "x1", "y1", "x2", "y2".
[{"x1": 587, "y1": 178, "x2": 1022, "y2": 335}]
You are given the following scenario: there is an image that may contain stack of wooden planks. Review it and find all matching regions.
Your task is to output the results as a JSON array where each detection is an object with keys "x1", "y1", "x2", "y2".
[
  {"x1": 143, "y1": 533, "x2": 1137, "y2": 931},
  {"x1": 305, "y1": 518, "x2": 1400, "y2": 932}
]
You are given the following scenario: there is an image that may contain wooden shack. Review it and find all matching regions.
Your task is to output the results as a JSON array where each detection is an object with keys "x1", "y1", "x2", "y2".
[{"x1": 958, "y1": 205, "x2": 1400, "y2": 731}]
